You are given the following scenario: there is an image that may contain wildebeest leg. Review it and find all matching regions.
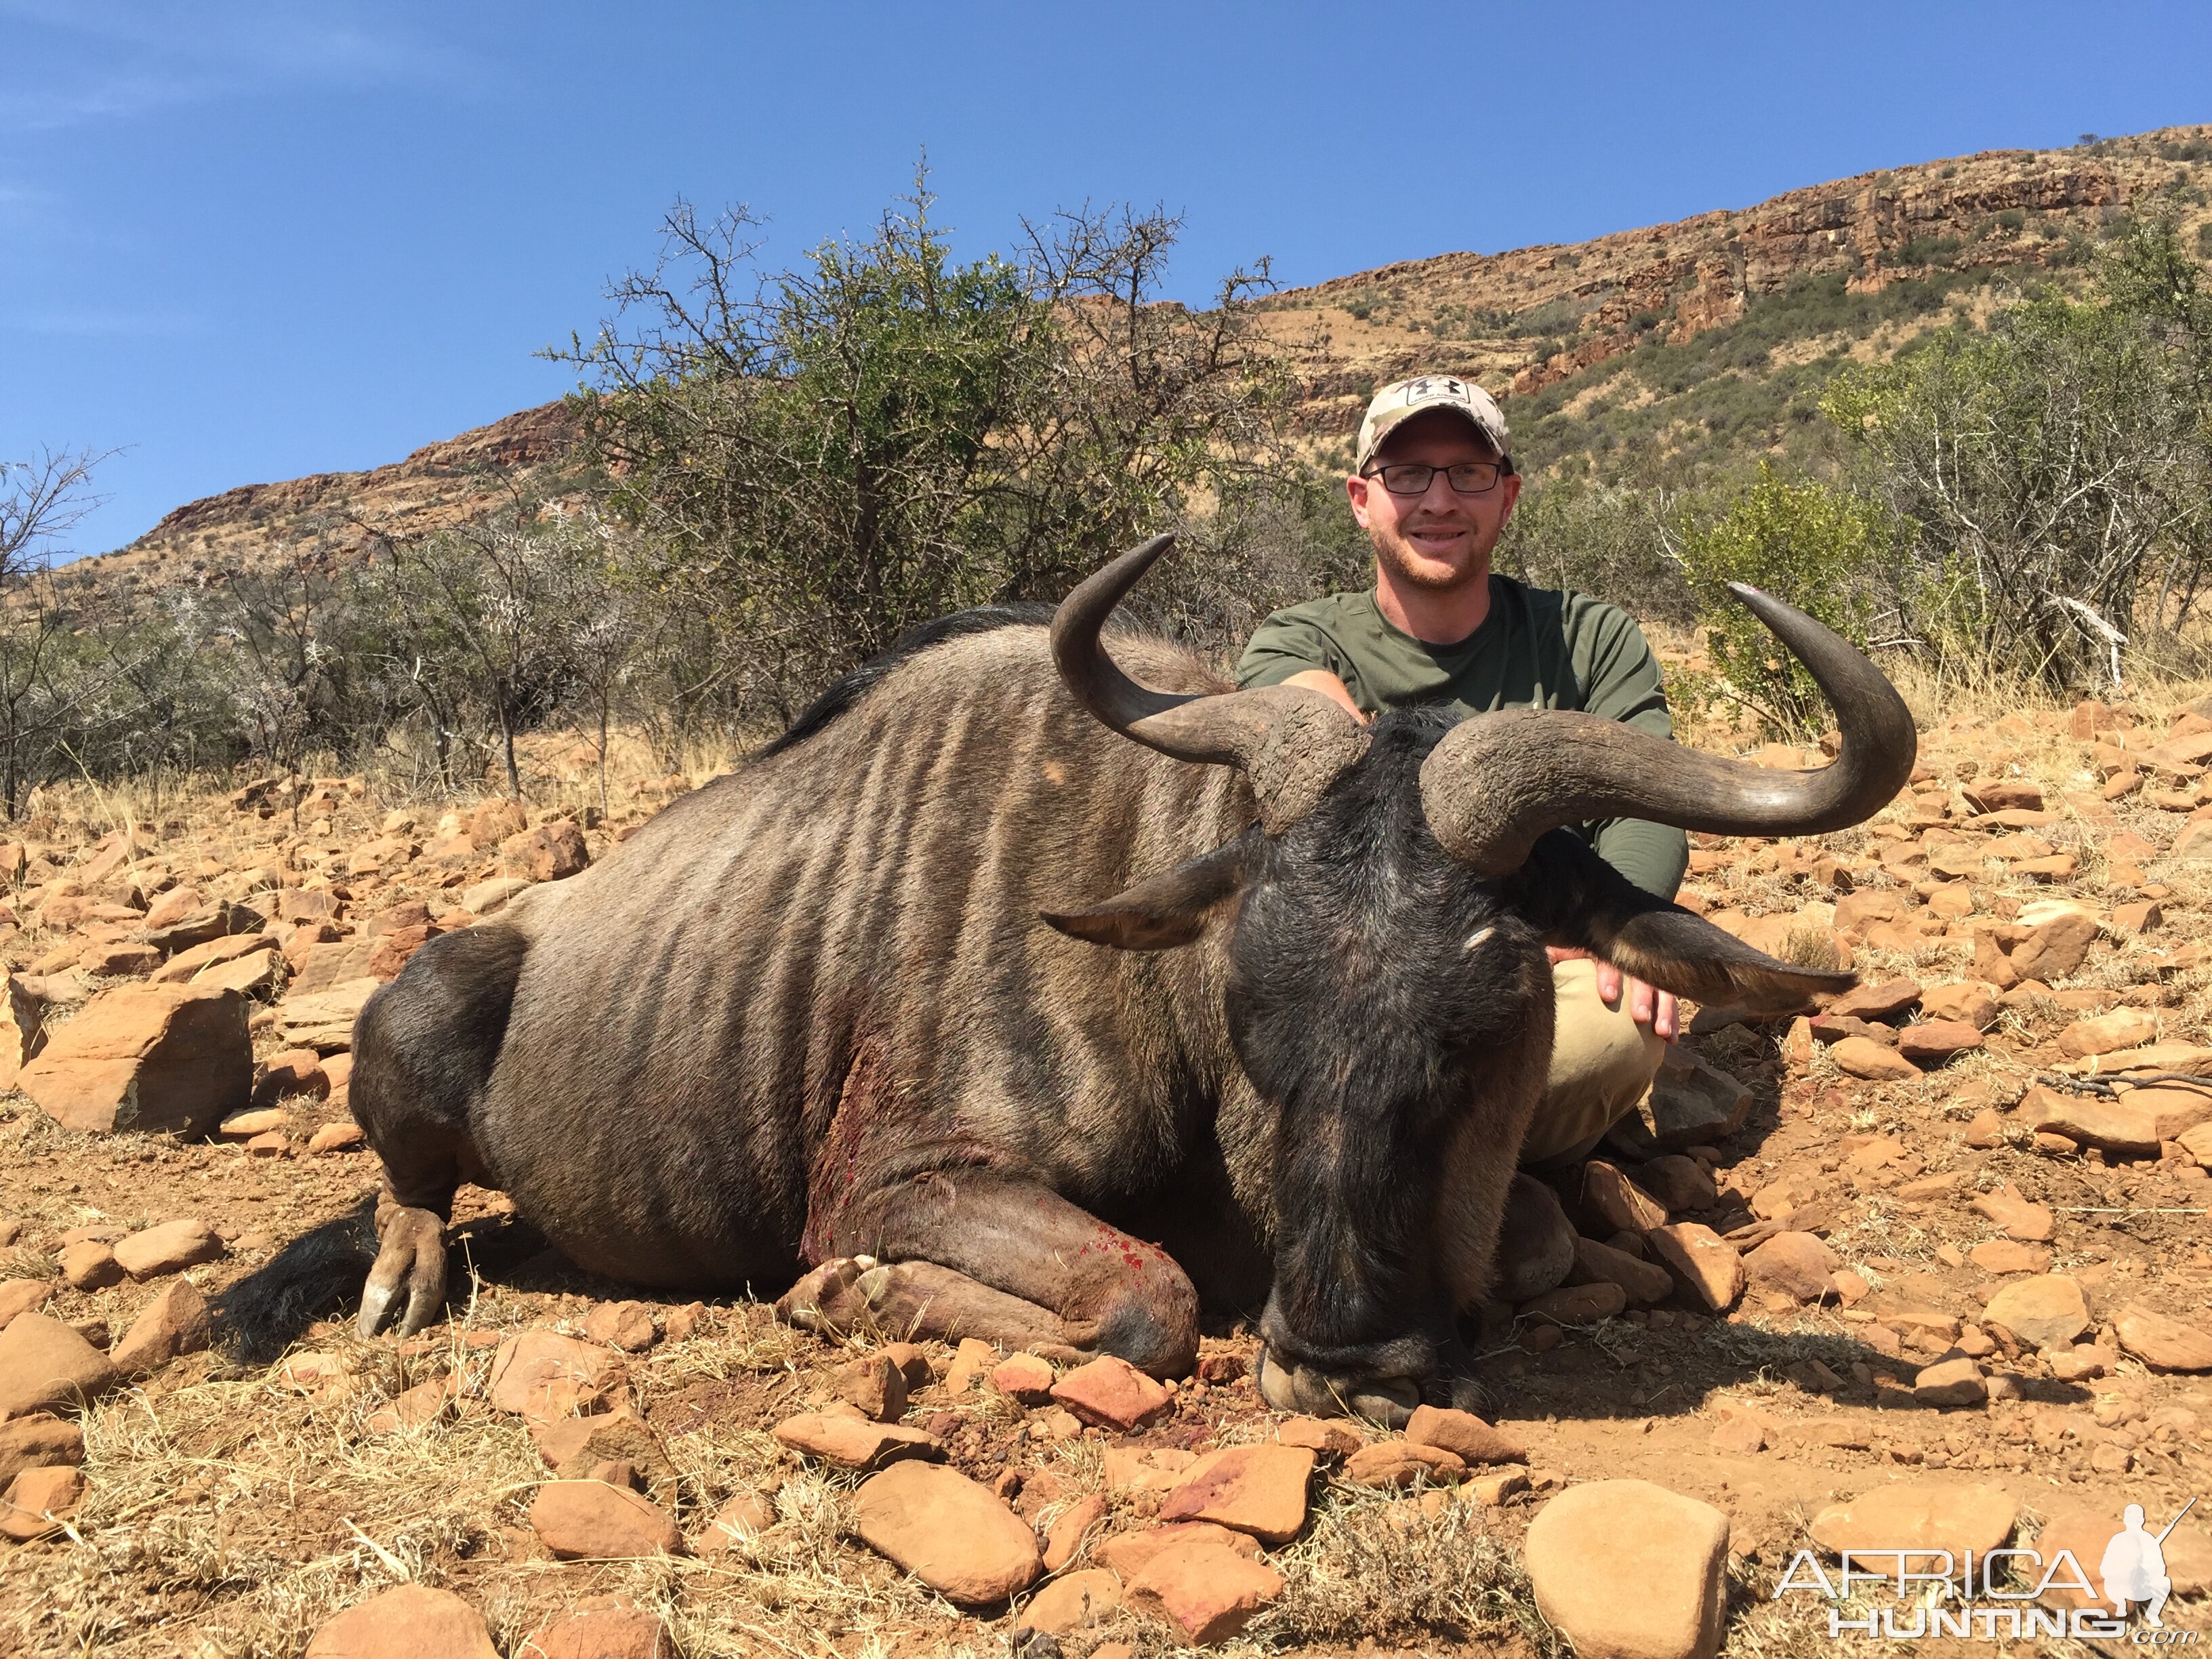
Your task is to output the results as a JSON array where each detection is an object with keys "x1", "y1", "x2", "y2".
[
  {"x1": 781, "y1": 1170, "x2": 1201, "y2": 1377},
  {"x1": 348, "y1": 926, "x2": 527, "y2": 1338}
]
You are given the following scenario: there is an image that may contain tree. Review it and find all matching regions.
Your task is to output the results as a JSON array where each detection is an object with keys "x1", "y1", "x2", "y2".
[
  {"x1": 377, "y1": 518, "x2": 584, "y2": 800},
  {"x1": 1668, "y1": 466, "x2": 1893, "y2": 738},
  {"x1": 0, "y1": 447, "x2": 107, "y2": 583},
  {"x1": 1823, "y1": 232, "x2": 2212, "y2": 691},
  {"x1": 550, "y1": 174, "x2": 1305, "y2": 718},
  {"x1": 0, "y1": 449, "x2": 112, "y2": 817}
]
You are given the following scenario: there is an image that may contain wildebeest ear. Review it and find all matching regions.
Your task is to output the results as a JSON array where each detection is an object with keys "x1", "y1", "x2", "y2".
[
  {"x1": 1517, "y1": 830, "x2": 1853, "y2": 1014},
  {"x1": 1042, "y1": 831, "x2": 1262, "y2": 951}
]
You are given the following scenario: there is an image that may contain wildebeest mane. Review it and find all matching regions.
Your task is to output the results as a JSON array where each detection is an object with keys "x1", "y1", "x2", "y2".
[{"x1": 757, "y1": 602, "x2": 1059, "y2": 758}]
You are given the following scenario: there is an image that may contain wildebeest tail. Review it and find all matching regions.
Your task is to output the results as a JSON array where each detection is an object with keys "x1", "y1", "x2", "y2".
[{"x1": 210, "y1": 1196, "x2": 377, "y2": 1364}]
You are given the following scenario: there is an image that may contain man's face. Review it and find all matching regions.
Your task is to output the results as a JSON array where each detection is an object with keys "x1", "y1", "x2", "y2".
[{"x1": 1346, "y1": 410, "x2": 1521, "y2": 593}]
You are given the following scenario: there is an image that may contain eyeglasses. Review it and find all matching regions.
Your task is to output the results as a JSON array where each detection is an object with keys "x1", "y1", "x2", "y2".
[{"x1": 1361, "y1": 460, "x2": 1507, "y2": 496}]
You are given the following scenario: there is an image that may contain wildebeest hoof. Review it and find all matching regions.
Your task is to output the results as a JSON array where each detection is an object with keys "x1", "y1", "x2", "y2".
[
  {"x1": 1255, "y1": 1349, "x2": 1419, "y2": 1428},
  {"x1": 356, "y1": 1204, "x2": 448, "y2": 1339},
  {"x1": 775, "y1": 1256, "x2": 874, "y2": 1335},
  {"x1": 1491, "y1": 1174, "x2": 1577, "y2": 1303}
]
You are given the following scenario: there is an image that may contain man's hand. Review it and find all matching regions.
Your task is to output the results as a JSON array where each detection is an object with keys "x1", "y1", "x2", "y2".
[{"x1": 1547, "y1": 945, "x2": 1679, "y2": 1042}]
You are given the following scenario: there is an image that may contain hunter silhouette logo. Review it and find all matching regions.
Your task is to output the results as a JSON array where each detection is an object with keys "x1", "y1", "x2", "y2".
[
  {"x1": 1771, "y1": 1494, "x2": 2200, "y2": 1642},
  {"x1": 2106, "y1": 1498, "x2": 2194, "y2": 1629}
]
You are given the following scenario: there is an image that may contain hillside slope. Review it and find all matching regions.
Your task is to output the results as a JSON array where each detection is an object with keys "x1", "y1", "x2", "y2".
[{"x1": 91, "y1": 125, "x2": 2212, "y2": 584}]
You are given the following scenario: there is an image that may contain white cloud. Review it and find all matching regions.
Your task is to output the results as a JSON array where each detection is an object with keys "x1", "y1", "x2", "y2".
[{"x1": 0, "y1": 1, "x2": 474, "y2": 134}]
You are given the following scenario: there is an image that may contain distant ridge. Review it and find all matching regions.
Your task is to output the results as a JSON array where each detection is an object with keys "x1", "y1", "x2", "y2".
[{"x1": 96, "y1": 124, "x2": 2212, "y2": 585}]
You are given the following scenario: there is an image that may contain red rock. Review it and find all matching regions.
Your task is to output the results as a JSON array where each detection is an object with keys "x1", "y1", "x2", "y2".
[
  {"x1": 582, "y1": 1300, "x2": 658, "y2": 1354},
  {"x1": 58, "y1": 1240, "x2": 123, "y2": 1291},
  {"x1": 18, "y1": 982, "x2": 250, "y2": 1135},
  {"x1": 113, "y1": 1217, "x2": 225, "y2": 1279},
  {"x1": 1830, "y1": 1035, "x2": 1919, "y2": 1081},
  {"x1": 1042, "y1": 1490, "x2": 1108, "y2": 1570},
  {"x1": 1157, "y1": 1441, "x2": 1314, "y2": 1543},
  {"x1": 0, "y1": 1465, "x2": 83, "y2": 1541},
  {"x1": 1898, "y1": 1020, "x2": 1984, "y2": 1065},
  {"x1": 308, "y1": 1121, "x2": 365, "y2": 1153},
  {"x1": 539, "y1": 1414, "x2": 676, "y2": 1490},
  {"x1": 1984, "y1": 1275, "x2": 2089, "y2": 1349},
  {"x1": 1912, "y1": 1355, "x2": 1988, "y2": 1406},
  {"x1": 695, "y1": 1491, "x2": 776, "y2": 1555},
  {"x1": 1522, "y1": 1281, "x2": 1627, "y2": 1324},
  {"x1": 1810, "y1": 1482, "x2": 2016, "y2": 1558},
  {"x1": 1525, "y1": 1480, "x2": 1731, "y2": 1659},
  {"x1": 365, "y1": 1374, "x2": 461, "y2": 1435},
  {"x1": 217, "y1": 1106, "x2": 287, "y2": 1141},
  {"x1": 109, "y1": 1277, "x2": 211, "y2": 1374},
  {"x1": 1275, "y1": 1415, "x2": 1364, "y2": 1458},
  {"x1": 1582, "y1": 1159, "x2": 1669, "y2": 1232},
  {"x1": 849, "y1": 1462, "x2": 1041, "y2": 1605},
  {"x1": 523, "y1": 1596, "x2": 671, "y2": 1659},
  {"x1": 1646, "y1": 1223, "x2": 1744, "y2": 1311},
  {"x1": 2114, "y1": 1304, "x2": 2212, "y2": 1370},
  {"x1": 1963, "y1": 780, "x2": 2043, "y2": 814},
  {"x1": 1969, "y1": 1183, "x2": 2054, "y2": 1242},
  {"x1": 79, "y1": 941, "x2": 160, "y2": 977},
  {"x1": 1826, "y1": 977, "x2": 1921, "y2": 1019},
  {"x1": 1710, "y1": 1414, "x2": 1765, "y2": 1455},
  {"x1": 499, "y1": 821, "x2": 590, "y2": 881},
  {"x1": 2009, "y1": 912, "x2": 2098, "y2": 982},
  {"x1": 1344, "y1": 1442, "x2": 1465, "y2": 1487},
  {"x1": 1920, "y1": 983, "x2": 1999, "y2": 1029},
  {"x1": 1405, "y1": 1404, "x2": 1527, "y2": 1465},
  {"x1": 365, "y1": 924, "x2": 435, "y2": 981},
  {"x1": 1094, "y1": 1521, "x2": 1261, "y2": 1578},
  {"x1": 529, "y1": 1479, "x2": 682, "y2": 1559},
  {"x1": 1634, "y1": 1153, "x2": 1716, "y2": 1212},
  {"x1": 487, "y1": 1330, "x2": 623, "y2": 1421},
  {"x1": 770, "y1": 1410, "x2": 942, "y2": 1469},
  {"x1": 834, "y1": 1351, "x2": 908, "y2": 1420},
  {"x1": 1743, "y1": 1231, "x2": 1837, "y2": 1303},
  {"x1": 2057, "y1": 1007, "x2": 2157, "y2": 1059},
  {"x1": 1017, "y1": 1568, "x2": 1125, "y2": 1635},
  {"x1": 989, "y1": 1351, "x2": 1057, "y2": 1404},
  {"x1": 0, "y1": 1313, "x2": 119, "y2": 1416},
  {"x1": 1049, "y1": 1354, "x2": 1172, "y2": 1430},
  {"x1": 877, "y1": 1341, "x2": 933, "y2": 1389},
  {"x1": 0, "y1": 1414, "x2": 82, "y2": 1488},
  {"x1": 1570, "y1": 1235, "x2": 1675, "y2": 1305},
  {"x1": 304, "y1": 1584, "x2": 499, "y2": 1659},
  {"x1": 943, "y1": 1336, "x2": 996, "y2": 1394},
  {"x1": 1967, "y1": 1240, "x2": 2049, "y2": 1275},
  {"x1": 1125, "y1": 1540, "x2": 1285, "y2": 1644},
  {"x1": 252, "y1": 1048, "x2": 329, "y2": 1107}
]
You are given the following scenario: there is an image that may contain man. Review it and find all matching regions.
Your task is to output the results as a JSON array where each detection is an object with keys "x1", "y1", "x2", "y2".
[{"x1": 1237, "y1": 374, "x2": 1688, "y2": 1187}]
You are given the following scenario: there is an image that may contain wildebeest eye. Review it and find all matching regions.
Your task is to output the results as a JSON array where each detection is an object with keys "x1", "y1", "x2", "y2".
[{"x1": 1461, "y1": 926, "x2": 1496, "y2": 952}]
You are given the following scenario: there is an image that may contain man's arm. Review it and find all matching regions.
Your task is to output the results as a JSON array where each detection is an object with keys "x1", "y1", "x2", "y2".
[{"x1": 1280, "y1": 670, "x2": 1367, "y2": 724}]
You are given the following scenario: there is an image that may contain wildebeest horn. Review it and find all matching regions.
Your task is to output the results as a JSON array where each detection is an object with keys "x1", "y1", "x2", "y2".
[
  {"x1": 1419, "y1": 583, "x2": 1917, "y2": 874},
  {"x1": 1052, "y1": 536, "x2": 1370, "y2": 834}
]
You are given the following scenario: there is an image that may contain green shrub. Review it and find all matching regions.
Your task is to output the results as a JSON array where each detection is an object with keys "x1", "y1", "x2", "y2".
[{"x1": 1671, "y1": 466, "x2": 1892, "y2": 737}]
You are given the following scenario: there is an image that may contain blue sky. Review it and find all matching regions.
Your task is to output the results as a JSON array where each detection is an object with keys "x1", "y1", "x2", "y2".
[{"x1": 5, "y1": 1, "x2": 2209, "y2": 557}]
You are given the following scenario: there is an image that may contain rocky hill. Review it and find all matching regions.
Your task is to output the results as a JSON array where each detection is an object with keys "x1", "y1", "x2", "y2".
[{"x1": 91, "y1": 125, "x2": 2212, "y2": 582}]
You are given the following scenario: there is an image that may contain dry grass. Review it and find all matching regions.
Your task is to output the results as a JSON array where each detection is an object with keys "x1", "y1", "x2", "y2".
[{"x1": 1256, "y1": 1481, "x2": 1557, "y2": 1655}]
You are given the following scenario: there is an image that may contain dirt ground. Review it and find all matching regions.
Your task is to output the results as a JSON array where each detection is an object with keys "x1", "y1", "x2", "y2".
[{"x1": 2, "y1": 691, "x2": 2211, "y2": 1658}]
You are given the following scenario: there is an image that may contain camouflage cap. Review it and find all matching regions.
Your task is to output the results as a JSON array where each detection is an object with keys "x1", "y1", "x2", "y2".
[{"x1": 1355, "y1": 374, "x2": 1510, "y2": 472}]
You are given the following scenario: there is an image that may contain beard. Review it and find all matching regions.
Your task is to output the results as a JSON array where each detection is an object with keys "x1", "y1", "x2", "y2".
[{"x1": 1372, "y1": 520, "x2": 1490, "y2": 592}]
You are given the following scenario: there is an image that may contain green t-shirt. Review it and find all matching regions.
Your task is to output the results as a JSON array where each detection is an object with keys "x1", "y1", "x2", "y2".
[{"x1": 1235, "y1": 575, "x2": 1688, "y2": 899}]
